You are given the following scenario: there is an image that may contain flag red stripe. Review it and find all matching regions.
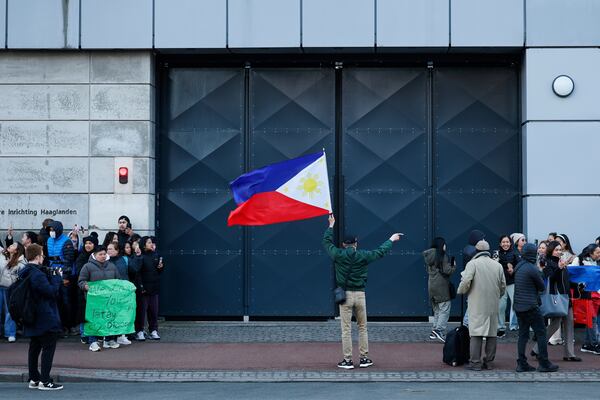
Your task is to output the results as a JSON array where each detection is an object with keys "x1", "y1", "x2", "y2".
[{"x1": 227, "y1": 191, "x2": 329, "y2": 226}]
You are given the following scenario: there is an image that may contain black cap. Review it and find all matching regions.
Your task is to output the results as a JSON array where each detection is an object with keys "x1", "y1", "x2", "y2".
[
  {"x1": 343, "y1": 234, "x2": 358, "y2": 245},
  {"x1": 82, "y1": 235, "x2": 98, "y2": 247}
]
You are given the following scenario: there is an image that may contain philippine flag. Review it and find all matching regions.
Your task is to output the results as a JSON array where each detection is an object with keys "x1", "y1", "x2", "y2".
[{"x1": 227, "y1": 151, "x2": 332, "y2": 226}]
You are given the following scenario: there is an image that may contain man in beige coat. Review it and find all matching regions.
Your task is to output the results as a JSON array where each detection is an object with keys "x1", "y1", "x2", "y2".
[{"x1": 457, "y1": 239, "x2": 506, "y2": 370}]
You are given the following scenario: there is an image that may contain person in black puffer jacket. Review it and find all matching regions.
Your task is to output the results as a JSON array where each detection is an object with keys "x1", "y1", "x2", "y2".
[
  {"x1": 532, "y1": 240, "x2": 581, "y2": 361},
  {"x1": 513, "y1": 243, "x2": 558, "y2": 373},
  {"x1": 134, "y1": 236, "x2": 164, "y2": 341}
]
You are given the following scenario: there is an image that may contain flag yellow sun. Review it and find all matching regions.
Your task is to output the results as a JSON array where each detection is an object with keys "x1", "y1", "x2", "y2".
[{"x1": 298, "y1": 173, "x2": 322, "y2": 199}]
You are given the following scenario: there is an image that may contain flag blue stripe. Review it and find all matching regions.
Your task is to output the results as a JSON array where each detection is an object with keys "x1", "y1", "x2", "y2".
[
  {"x1": 230, "y1": 152, "x2": 323, "y2": 205},
  {"x1": 568, "y1": 265, "x2": 600, "y2": 292}
]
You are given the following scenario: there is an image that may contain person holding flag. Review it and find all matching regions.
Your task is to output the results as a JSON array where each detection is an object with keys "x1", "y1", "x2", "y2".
[{"x1": 323, "y1": 214, "x2": 403, "y2": 369}]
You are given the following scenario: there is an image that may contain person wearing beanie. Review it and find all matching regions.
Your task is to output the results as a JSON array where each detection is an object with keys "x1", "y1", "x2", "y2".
[
  {"x1": 461, "y1": 230, "x2": 486, "y2": 327},
  {"x1": 510, "y1": 233, "x2": 526, "y2": 257},
  {"x1": 513, "y1": 243, "x2": 559, "y2": 372},
  {"x1": 78, "y1": 245, "x2": 120, "y2": 352},
  {"x1": 458, "y1": 239, "x2": 506, "y2": 371}
]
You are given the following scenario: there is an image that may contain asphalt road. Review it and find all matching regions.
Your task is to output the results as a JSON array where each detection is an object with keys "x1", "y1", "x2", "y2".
[{"x1": 1, "y1": 382, "x2": 599, "y2": 400}]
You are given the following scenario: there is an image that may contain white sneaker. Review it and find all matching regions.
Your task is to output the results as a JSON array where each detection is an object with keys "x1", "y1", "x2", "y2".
[
  {"x1": 28, "y1": 380, "x2": 39, "y2": 389},
  {"x1": 149, "y1": 330, "x2": 160, "y2": 340},
  {"x1": 103, "y1": 340, "x2": 120, "y2": 349},
  {"x1": 117, "y1": 335, "x2": 131, "y2": 345},
  {"x1": 136, "y1": 331, "x2": 146, "y2": 341},
  {"x1": 89, "y1": 342, "x2": 101, "y2": 352},
  {"x1": 8, "y1": 336, "x2": 16, "y2": 342}
]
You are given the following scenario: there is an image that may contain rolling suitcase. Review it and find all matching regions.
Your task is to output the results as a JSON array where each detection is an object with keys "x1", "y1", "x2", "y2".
[{"x1": 443, "y1": 294, "x2": 470, "y2": 366}]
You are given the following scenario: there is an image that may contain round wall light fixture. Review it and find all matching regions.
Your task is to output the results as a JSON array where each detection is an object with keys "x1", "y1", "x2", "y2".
[{"x1": 552, "y1": 75, "x2": 574, "y2": 97}]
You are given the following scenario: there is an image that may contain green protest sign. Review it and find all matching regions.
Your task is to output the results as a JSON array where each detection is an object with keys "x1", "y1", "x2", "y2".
[{"x1": 84, "y1": 279, "x2": 136, "y2": 337}]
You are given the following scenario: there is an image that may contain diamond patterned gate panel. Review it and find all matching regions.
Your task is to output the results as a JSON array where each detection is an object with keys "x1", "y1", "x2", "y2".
[
  {"x1": 342, "y1": 68, "x2": 429, "y2": 317},
  {"x1": 433, "y1": 68, "x2": 520, "y2": 315},
  {"x1": 159, "y1": 69, "x2": 245, "y2": 316},
  {"x1": 248, "y1": 69, "x2": 335, "y2": 316}
]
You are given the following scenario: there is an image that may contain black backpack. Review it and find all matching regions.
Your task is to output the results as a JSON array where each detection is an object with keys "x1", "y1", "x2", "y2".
[{"x1": 7, "y1": 270, "x2": 36, "y2": 325}]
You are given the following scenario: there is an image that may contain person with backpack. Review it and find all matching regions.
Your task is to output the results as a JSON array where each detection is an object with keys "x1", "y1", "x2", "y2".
[
  {"x1": 0, "y1": 242, "x2": 28, "y2": 342},
  {"x1": 423, "y1": 237, "x2": 456, "y2": 342},
  {"x1": 17, "y1": 243, "x2": 64, "y2": 390},
  {"x1": 323, "y1": 214, "x2": 402, "y2": 369},
  {"x1": 457, "y1": 239, "x2": 506, "y2": 371}
]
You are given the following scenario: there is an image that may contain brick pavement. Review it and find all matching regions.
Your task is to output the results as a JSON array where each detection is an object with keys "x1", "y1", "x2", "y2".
[{"x1": 1, "y1": 322, "x2": 599, "y2": 383}]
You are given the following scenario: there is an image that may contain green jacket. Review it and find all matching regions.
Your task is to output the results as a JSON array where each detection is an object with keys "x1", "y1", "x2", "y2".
[{"x1": 323, "y1": 228, "x2": 393, "y2": 291}]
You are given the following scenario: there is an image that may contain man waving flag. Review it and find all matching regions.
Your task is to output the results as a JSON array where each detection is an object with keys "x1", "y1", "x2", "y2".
[{"x1": 227, "y1": 151, "x2": 332, "y2": 226}]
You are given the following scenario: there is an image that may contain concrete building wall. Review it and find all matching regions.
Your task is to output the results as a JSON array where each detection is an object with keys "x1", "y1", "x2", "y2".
[
  {"x1": 0, "y1": 51, "x2": 155, "y2": 238},
  {"x1": 522, "y1": 48, "x2": 600, "y2": 251}
]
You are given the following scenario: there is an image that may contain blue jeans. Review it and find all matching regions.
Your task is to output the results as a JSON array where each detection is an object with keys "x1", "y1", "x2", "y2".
[
  {"x1": 584, "y1": 316, "x2": 599, "y2": 347},
  {"x1": 0, "y1": 287, "x2": 17, "y2": 337}
]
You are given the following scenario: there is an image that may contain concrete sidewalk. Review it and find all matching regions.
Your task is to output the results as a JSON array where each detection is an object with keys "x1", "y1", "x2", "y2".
[{"x1": 1, "y1": 322, "x2": 599, "y2": 382}]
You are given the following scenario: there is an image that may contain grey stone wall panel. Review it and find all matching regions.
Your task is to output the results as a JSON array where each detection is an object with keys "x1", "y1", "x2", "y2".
[
  {"x1": 81, "y1": 0, "x2": 152, "y2": 49},
  {"x1": 377, "y1": 0, "x2": 449, "y2": 47},
  {"x1": 523, "y1": 48, "x2": 600, "y2": 121},
  {"x1": 0, "y1": 121, "x2": 89, "y2": 156},
  {"x1": 0, "y1": 52, "x2": 89, "y2": 84},
  {"x1": 0, "y1": 85, "x2": 90, "y2": 120},
  {"x1": 526, "y1": 0, "x2": 600, "y2": 46},
  {"x1": 90, "y1": 85, "x2": 152, "y2": 121},
  {"x1": 89, "y1": 194, "x2": 155, "y2": 231},
  {"x1": 154, "y1": 0, "x2": 227, "y2": 49},
  {"x1": 451, "y1": 0, "x2": 524, "y2": 47},
  {"x1": 91, "y1": 52, "x2": 153, "y2": 84},
  {"x1": 525, "y1": 196, "x2": 600, "y2": 256},
  {"x1": 302, "y1": 0, "x2": 374, "y2": 48},
  {"x1": 133, "y1": 158, "x2": 150, "y2": 193},
  {"x1": 0, "y1": 193, "x2": 89, "y2": 231},
  {"x1": 90, "y1": 157, "x2": 115, "y2": 193},
  {"x1": 228, "y1": 0, "x2": 300, "y2": 48},
  {"x1": 8, "y1": 0, "x2": 79, "y2": 49},
  {"x1": 523, "y1": 122, "x2": 600, "y2": 196},
  {"x1": 0, "y1": 0, "x2": 5, "y2": 48},
  {"x1": 90, "y1": 121, "x2": 151, "y2": 156},
  {"x1": 0, "y1": 157, "x2": 88, "y2": 193}
]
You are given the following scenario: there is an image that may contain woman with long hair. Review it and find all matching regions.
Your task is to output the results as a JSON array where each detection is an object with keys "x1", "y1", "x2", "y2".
[
  {"x1": 0, "y1": 242, "x2": 27, "y2": 342},
  {"x1": 533, "y1": 241, "x2": 581, "y2": 361},
  {"x1": 555, "y1": 234, "x2": 576, "y2": 265},
  {"x1": 423, "y1": 237, "x2": 456, "y2": 342},
  {"x1": 496, "y1": 235, "x2": 518, "y2": 337}
]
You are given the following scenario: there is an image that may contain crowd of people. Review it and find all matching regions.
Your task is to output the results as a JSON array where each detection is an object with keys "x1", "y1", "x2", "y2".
[
  {"x1": 424, "y1": 230, "x2": 600, "y2": 372},
  {"x1": 0, "y1": 215, "x2": 165, "y2": 350}
]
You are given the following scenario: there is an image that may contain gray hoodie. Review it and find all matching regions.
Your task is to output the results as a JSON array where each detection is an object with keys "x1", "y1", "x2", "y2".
[{"x1": 78, "y1": 254, "x2": 119, "y2": 290}]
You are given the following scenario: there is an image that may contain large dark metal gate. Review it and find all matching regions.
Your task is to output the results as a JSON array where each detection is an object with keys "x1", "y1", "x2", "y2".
[{"x1": 158, "y1": 64, "x2": 520, "y2": 318}]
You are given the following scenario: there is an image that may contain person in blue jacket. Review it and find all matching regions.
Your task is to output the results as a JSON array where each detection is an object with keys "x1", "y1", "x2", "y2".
[
  {"x1": 45, "y1": 221, "x2": 76, "y2": 334},
  {"x1": 19, "y1": 243, "x2": 64, "y2": 391}
]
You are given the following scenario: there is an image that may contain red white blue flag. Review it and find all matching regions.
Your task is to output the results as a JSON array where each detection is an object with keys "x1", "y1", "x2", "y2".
[{"x1": 227, "y1": 151, "x2": 332, "y2": 226}]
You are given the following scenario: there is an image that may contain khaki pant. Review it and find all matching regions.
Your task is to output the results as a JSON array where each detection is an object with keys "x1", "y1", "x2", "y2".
[{"x1": 339, "y1": 291, "x2": 368, "y2": 360}]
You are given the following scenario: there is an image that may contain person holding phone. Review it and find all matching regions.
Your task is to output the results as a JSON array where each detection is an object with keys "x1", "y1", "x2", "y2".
[
  {"x1": 423, "y1": 237, "x2": 456, "y2": 342},
  {"x1": 497, "y1": 235, "x2": 519, "y2": 337},
  {"x1": 134, "y1": 236, "x2": 165, "y2": 341}
]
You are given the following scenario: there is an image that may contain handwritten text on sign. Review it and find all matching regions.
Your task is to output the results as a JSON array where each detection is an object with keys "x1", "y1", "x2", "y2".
[{"x1": 84, "y1": 279, "x2": 136, "y2": 337}]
